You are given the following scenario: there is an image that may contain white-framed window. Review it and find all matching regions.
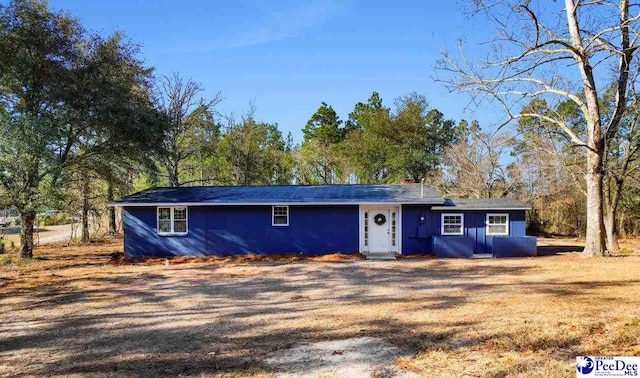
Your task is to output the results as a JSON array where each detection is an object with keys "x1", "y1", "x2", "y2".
[
  {"x1": 486, "y1": 213, "x2": 509, "y2": 235},
  {"x1": 441, "y1": 213, "x2": 464, "y2": 235},
  {"x1": 272, "y1": 205, "x2": 289, "y2": 226},
  {"x1": 157, "y1": 207, "x2": 188, "y2": 235}
]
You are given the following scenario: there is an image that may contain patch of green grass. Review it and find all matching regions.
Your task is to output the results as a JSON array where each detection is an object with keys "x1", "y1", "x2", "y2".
[
  {"x1": 0, "y1": 254, "x2": 35, "y2": 267},
  {"x1": 0, "y1": 254, "x2": 14, "y2": 266}
]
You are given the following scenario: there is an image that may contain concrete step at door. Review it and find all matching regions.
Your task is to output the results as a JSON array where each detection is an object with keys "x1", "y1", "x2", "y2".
[{"x1": 365, "y1": 253, "x2": 396, "y2": 260}]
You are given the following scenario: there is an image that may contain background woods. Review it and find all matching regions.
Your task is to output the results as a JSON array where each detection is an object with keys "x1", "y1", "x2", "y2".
[
  {"x1": 1, "y1": 0, "x2": 639, "y2": 257},
  {"x1": 436, "y1": 0, "x2": 640, "y2": 256}
]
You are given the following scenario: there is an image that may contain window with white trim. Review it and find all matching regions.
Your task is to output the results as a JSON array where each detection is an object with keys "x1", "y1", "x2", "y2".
[
  {"x1": 157, "y1": 207, "x2": 188, "y2": 235},
  {"x1": 441, "y1": 213, "x2": 464, "y2": 235},
  {"x1": 272, "y1": 206, "x2": 289, "y2": 226},
  {"x1": 486, "y1": 213, "x2": 509, "y2": 235}
]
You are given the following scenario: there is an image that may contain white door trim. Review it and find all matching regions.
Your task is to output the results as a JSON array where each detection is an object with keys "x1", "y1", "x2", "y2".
[{"x1": 359, "y1": 205, "x2": 401, "y2": 254}]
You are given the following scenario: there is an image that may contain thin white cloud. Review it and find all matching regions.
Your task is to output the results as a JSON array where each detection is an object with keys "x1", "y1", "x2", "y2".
[{"x1": 164, "y1": 0, "x2": 348, "y2": 53}]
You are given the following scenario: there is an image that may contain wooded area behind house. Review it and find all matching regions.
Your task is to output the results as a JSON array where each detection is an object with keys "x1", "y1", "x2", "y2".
[{"x1": 1, "y1": 0, "x2": 639, "y2": 259}]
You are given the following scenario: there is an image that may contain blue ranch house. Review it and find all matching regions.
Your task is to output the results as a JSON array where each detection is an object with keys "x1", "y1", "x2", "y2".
[{"x1": 110, "y1": 184, "x2": 537, "y2": 259}]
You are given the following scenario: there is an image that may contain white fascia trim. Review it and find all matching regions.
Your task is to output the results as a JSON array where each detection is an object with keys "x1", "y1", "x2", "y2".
[{"x1": 110, "y1": 201, "x2": 444, "y2": 207}]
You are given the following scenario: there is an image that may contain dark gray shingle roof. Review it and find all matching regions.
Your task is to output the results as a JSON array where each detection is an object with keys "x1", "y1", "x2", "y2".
[
  {"x1": 112, "y1": 184, "x2": 445, "y2": 205},
  {"x1": 431, "y1": 198, "x2": 531, "y2": 210}
]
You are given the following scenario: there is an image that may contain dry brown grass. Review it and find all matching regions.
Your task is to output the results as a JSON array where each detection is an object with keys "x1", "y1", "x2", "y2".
[{"x1": 1, "y1": 236, "x2": 639, "y2": 377}]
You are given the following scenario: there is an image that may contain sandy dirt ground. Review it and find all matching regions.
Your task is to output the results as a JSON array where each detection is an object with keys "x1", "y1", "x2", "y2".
[{"x1": 0, "y1": 237, "x2": 639, "y2": 377}]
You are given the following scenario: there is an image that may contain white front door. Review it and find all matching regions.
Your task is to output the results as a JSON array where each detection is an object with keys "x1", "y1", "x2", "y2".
[{"x1": 369, "y1": 209, "x2": 391, "y2": 252}]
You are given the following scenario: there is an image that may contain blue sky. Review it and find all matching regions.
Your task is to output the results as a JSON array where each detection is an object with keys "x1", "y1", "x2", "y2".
[{"x1": 46, "y1": 0, "x2": 502, "y2": 143}]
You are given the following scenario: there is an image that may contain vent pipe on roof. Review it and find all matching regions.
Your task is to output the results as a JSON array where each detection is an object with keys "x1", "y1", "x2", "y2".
[{"x1": 420, "y1": 178, "x2": 425, "y2": 198}]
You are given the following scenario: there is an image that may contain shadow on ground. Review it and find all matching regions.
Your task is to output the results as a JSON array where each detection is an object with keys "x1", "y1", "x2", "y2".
[
  {"x1": 1, "y1": 240, "x2": 639, "y2": 377},
  {"x1": 537, "y1": 244, "x2": 584, "y2": 256}
]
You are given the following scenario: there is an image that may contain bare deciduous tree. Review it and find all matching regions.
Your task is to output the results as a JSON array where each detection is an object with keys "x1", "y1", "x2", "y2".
[
  {"x1": 603, "y1": 96, "x2": 640, "y2": 251},
  {"x1": 437, "y1": 0, "x2": 640, "y2": 256},
  {"x1": 156, "y1": 73, "x2": 222, "y2": 187},
  {"x1": 442, "y1": 122, "x2": 518, "y2": 199}
]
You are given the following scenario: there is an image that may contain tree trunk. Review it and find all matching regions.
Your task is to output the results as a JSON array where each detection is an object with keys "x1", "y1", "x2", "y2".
[
  {"x1": 564, "y1": 0, "x2": 607, "y2": 256},
  {"x1": 81, "y1": 177, "x2": 90, "y2": 245},
  {"x1": 582, "y1": 148, "x2": 606, "y2": 257},
  {"x1": 604, "y1": 176, "x2": 623, "y2": 252},
  {"x1": 200, "y1": 151, "x2": 205, "y2": 185},
  {"x1": 19, "y1": 211, "x2": 36, "y2": 259},
  {"x1": 619, "y1": 212, "x2": 627, "y2": 238},
  {"x1": 107, "y1": 178, "x2": 117, "y2": 235},
  {"x1": 604, "y1": 208, "x2": 619, "y2": 253},
  {"x1": 169, "y1": 163, "x2": 180, "y2": 187}
]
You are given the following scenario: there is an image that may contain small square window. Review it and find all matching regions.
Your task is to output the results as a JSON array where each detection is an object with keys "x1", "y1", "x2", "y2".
[
  {"x1": 158, "y1": 208, "x2": 171, "y2": 220},
  {"x1": 486, "y1": 214, "x2": 509, "y2": 235},
  {"x1": 441, "y1": 214, "x2": 464, "y2": 235},
  {"x1": 272, "y1": 206, "x2": 289, "y2": 226},
  {"x1": 157, "y1": 207, "x2": 188, "y2": 235},
  {"x1": 174, "y1": 220, "x2": 187, "y2": 233},
  {"x1": 158, "y1": 219, "x2": 172, "y2": 233},
  {"x1": 174, "y1": 207, "x2": 187, "y2": 220}
]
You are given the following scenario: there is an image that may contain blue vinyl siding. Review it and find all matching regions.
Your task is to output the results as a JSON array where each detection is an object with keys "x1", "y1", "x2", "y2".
[
  {"x1": 123, "y1": 205, "x2": 359, "y2": 257},
  {"x1": 493, "y1": 236, "x2": 537, "y2": 257},
  {"x1": 401, "y1": 205, "x2": 435, "y2": 254},
  {"x1": 124, "y1": 207, "x2": 208, "y2": 257},
  {"x1": 432, "y1": 236, "x2": 474, "y2": 258},
  {"x1": 403, "y1": 207, "x2": 529, "y2": 255},
  {"x1": 123, "y1": 204, "x2": 530, "y2": 258}
]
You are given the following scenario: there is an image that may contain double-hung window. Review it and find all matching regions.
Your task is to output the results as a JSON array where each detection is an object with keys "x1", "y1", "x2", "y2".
[
  {"x1": 272, "y1": 206, "x2": 289, "y2": 226},
  {"x1": 441, "y1": 214, "x2": 464, "y2": 235},
  {"x1": 486, "y1": 213, "x2": 509, "y2": 235},
  {"x1": 157, "y1": 207, "x2": 188, "y2": 235}
]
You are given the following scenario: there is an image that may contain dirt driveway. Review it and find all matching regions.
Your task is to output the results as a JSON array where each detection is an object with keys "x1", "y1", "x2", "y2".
[{"x1": 1, "y1": 239, "x2": 639, "y2": 377}]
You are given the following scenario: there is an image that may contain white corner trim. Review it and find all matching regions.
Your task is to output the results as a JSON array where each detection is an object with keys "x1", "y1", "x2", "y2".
[
  {"x1": 441, "y1": 213, "x2": 464, "y2": 235},
  {"x1": 397, "y1": 206, "x2": 403, "y2": 254}
]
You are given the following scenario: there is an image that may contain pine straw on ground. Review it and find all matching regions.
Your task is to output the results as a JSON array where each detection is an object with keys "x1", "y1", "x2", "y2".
[
  {"x1": 1, "y1": 236, "x2": 639, "y2": 377},
  {"x1": 111, "y1": 251, "x2": 365, "y2": 266}
]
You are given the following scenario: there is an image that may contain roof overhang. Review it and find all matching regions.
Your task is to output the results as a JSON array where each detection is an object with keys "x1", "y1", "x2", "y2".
[
  {"x1": 109, "y1": 201, "x2": 446, "y2": 207},
  {"x1": 430, "y1": 206, "x2": 532, "y2": 211}
]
